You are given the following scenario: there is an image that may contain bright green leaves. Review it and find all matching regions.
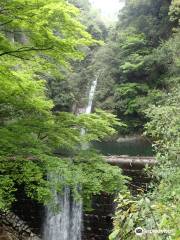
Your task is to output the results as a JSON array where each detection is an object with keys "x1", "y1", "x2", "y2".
[
  {"x1": 48, "y1": 109, "x2": 124, "y2": 151},
  {"x1": 114, "y1": 83, "x2": 149, "y2": 116},
  {"x1": 0, "y1": 65, "x2": 53, "y2": 117},
  {"x1": 110, "y1": 191, "x2": 179, "y2": 240},
  {"x1": 117, "y1": 30, "x2": 148, "y2": 75},
  {"x1": 115, "y1": 83, "x2": 149, "y2": 98},
  {"x1": 0, "y1": 0, "x2": 94, "y2": 63},
  {"x1": 71, "y1": 150, "x2": 128, "y2": 209},
  {"x1": 0, "y1": 0, "x2": 126, "y2": 211},
  {"x1": 110, "y1": 192, "x2": 147, "y2": 240},
  {"x1": 120, "y1": 54, "x2": 144, "y2": 74},
  {"x1": 0, "y1": 176, "x2": 16, "y2": 211},
  {"x1": 118, "y1": 29, "x2": 147, "y2": 54},
  {"x1": 77, "y1": 109, "x2": 124, "y2": 142},
  {"x1": 109, "y1": 1, "x2": 180, "y2": 239},
  {"x1": 0, "y1": 103, "x2": 126, "y2": 209}
]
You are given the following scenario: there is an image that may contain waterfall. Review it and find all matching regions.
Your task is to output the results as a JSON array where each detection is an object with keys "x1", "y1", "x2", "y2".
[
  {"x1": 81, "y1": 77, "x2": 98, "y2": 137},
  {"x1": 44, "y1": 187, "x2": 82, "y2": 240},
  {"x1": 43, "y1": 78, "x2": 97, "y2": 240},
  {"x1": 85, "y1": 78, "x2": 98, "y2": 114}
]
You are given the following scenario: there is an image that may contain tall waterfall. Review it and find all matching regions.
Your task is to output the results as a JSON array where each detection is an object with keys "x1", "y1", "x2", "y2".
[
  {"x1": 43, "y1": 78, "x2": 97, "y2": 240},
  {"x1": 85, "y1": 78, "x2": 97, "y2": 114}
]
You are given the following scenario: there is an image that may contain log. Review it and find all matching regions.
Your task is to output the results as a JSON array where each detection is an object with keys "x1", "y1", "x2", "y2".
[{"x1": 105, "y1": 155, "x2": 157, "y2": 168}]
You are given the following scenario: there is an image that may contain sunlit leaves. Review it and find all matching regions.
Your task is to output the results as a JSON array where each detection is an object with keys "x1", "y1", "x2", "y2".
[{"x1": 0, "y1": 0, "x2": 125, "y2": 210}]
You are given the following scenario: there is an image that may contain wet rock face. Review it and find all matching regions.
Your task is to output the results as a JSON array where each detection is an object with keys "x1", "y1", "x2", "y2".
[
  {"x1": 0, "y1": 212, "x2": 41, "y2": 240},
  {"x1": 12, "y1": 189, "x2": 43, "y2": 235},
  {"x1": 0, "y1": 167, "x2": 152, "y2": 240},
  {"x1": 83, "y1": 194, "x2": 115, "y2": 240},
  {"x1": 83, "y1": 169, "x2": 152, "y2": 240}
]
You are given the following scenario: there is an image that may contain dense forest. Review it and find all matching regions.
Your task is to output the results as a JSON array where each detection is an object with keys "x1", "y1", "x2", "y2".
[{"x1": 0, "y1": 0, "x2": 179, "y2": 240}]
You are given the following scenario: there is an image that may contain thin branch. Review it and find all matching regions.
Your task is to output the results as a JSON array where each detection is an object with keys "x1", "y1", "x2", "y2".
[
  {"x1": 0, "y1": 46, "x2": 54, "y2": 57},
  {"x1": 0, "y1": 20, "x2": 13, "y2": 27},
  {"x1": 8, "y1": 53, "x2": 31, "y2": 60},
  {"x1": 1, "y1": 30, "x2": 32, "y2": 33}
]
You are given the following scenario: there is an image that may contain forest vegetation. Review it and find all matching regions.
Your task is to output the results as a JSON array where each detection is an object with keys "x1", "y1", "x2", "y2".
[
  {"x1": 0, "y1": 0, "x2": 127, "y2": 211},
  {"x1": 0, "y1": 0, "x2": 179, "y2": 239}
]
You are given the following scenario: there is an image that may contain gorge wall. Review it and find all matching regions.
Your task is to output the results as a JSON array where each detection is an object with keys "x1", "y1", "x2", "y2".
[{"x1": 0, "y1": 157, "x2": 152, "y2": 240}]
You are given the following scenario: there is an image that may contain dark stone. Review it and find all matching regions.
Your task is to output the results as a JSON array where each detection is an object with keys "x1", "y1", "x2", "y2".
[
  {"x1": 83, "y1": 193, "x2": 114, "y2": 240},
  {"x1": 12, "y1": 187, "x2": 43, "y2": 236},
  {"x1": 1, "y1": 165, "x2": 152, "y2": 240},
  {"x1": 83, "y1": 168, "x2": 152, "y2": 240}
]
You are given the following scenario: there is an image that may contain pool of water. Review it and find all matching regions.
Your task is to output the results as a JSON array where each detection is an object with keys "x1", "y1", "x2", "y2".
[{"x1": 93, "y1": 136, "x2": 153, "y2": 156}]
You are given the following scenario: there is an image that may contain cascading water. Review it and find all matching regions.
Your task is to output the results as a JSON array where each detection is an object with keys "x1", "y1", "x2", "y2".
[
  {"x1": 85, "y1": 78, "x2": 98, "y2": 114},
  {"x1": 43, "y1": 77, "x2": 98, "y2": 240},
  {"x1": 44, "y1": 186, "x2": 82, "y2": 240}
]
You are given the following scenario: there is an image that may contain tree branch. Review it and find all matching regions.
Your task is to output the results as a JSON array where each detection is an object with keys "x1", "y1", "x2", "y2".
[
  {"x1": 8, "y1": 53, "x2": 31, "y2": 60},
  {"x1": 0, "y1": 20, "x2": 13, "y2": 27},
  {"x1": 0, "y1": 46, "x2": 54, "y2": 57}
]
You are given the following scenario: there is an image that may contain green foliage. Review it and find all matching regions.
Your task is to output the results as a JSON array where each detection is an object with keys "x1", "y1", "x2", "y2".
[
  {"x1": 110, "y1": 24, "x2": 180, "y2": 239},
  {"x1": 0, "y1": 0, "x2": 127, "y2": 210},
  {"x1": 110, "y1": 190, "x2": 180, "y2": 240},
  {"x1": 117, "y1": 30, "x2": 148, "y2": 76},
  {"x1": 0, "y1": 176, "x2": 15, "y2": 210},
  {"x1": 169, "y1": 0, "x2": 180, "y2": 27},
  {"x1": 71, "y1": 150, "x2": 128, "y2": 208},
  {"x1": 110, "y1": 192, "x2": 159, "y2": 240},
  {"x1": 114, "y1": 83, "x2": 149, "y2": 115},
  {"x1": 94, "y1": 0, "x2": 179, "y2": 133},
  {"x1": 0, "y1": 0, "x2": 94, "y2": 60},
  {"x1": 119, "y1": 0, "x2": 172, "y2": 44},
  {"x1": 45, "y1": 0, "x2": 106, "y2": 111},
  {"x1": 0, "y1": 99, "x2": 126, "y2": 209},
  {"x1": 142, "y1": 82, "x2": 180, "y2": 239},
  {"x1": 120, "y1": 54, "x2": 144, "y2": 74}
]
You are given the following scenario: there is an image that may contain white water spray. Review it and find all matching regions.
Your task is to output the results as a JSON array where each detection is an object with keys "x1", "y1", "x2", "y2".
[
  {"x1": 44, "y1": 77, "x2": 98, "y2": 240},
  {"x1": 85, "y1": 77, "x2": 98, "y2": 114},
  {"x1": 44, "y1": 184, "x2": 82, "y2": 240}
]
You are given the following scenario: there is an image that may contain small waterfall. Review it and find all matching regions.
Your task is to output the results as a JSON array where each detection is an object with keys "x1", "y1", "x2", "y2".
[
  {"x1": 44, "y1": 187, "x2": 70, "y2": 240},
  {"x1": 81, "y1": 78, "x2": 98, "y2": 137},
  {"x1": 44, "y1": 187, "x2": 82, "y2": 240},
  {"x1": 85, "y1": 78, "x2": 98, "y2": 114},
  {"x1": 44, "y1": 78, "x2": 97, "y2": 240}
]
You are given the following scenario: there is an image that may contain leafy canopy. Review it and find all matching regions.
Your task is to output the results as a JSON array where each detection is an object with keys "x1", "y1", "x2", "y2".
[{"x1": 0, "y1": 0, "x2": 127, "y2": 210}]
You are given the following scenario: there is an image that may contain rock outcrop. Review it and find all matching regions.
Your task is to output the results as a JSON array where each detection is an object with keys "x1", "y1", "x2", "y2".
[{"x1": 0, "y1": 212, "x2": 41, "y2": 240}]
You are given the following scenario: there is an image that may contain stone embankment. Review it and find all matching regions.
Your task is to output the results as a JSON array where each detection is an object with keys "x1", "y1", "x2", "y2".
[{"x1": 0, "y1": 212, "x2": 41, "y2": 240}]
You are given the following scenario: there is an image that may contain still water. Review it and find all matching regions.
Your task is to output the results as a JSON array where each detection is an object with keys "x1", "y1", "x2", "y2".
[{"x1": 93, "y1": 136, "x2": 153, "y2": 156}]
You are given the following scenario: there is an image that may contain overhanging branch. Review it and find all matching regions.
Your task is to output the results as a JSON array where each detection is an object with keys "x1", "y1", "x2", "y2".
[{"x1": 0, "y1": 46, "x2": 54, "y2": 57}]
